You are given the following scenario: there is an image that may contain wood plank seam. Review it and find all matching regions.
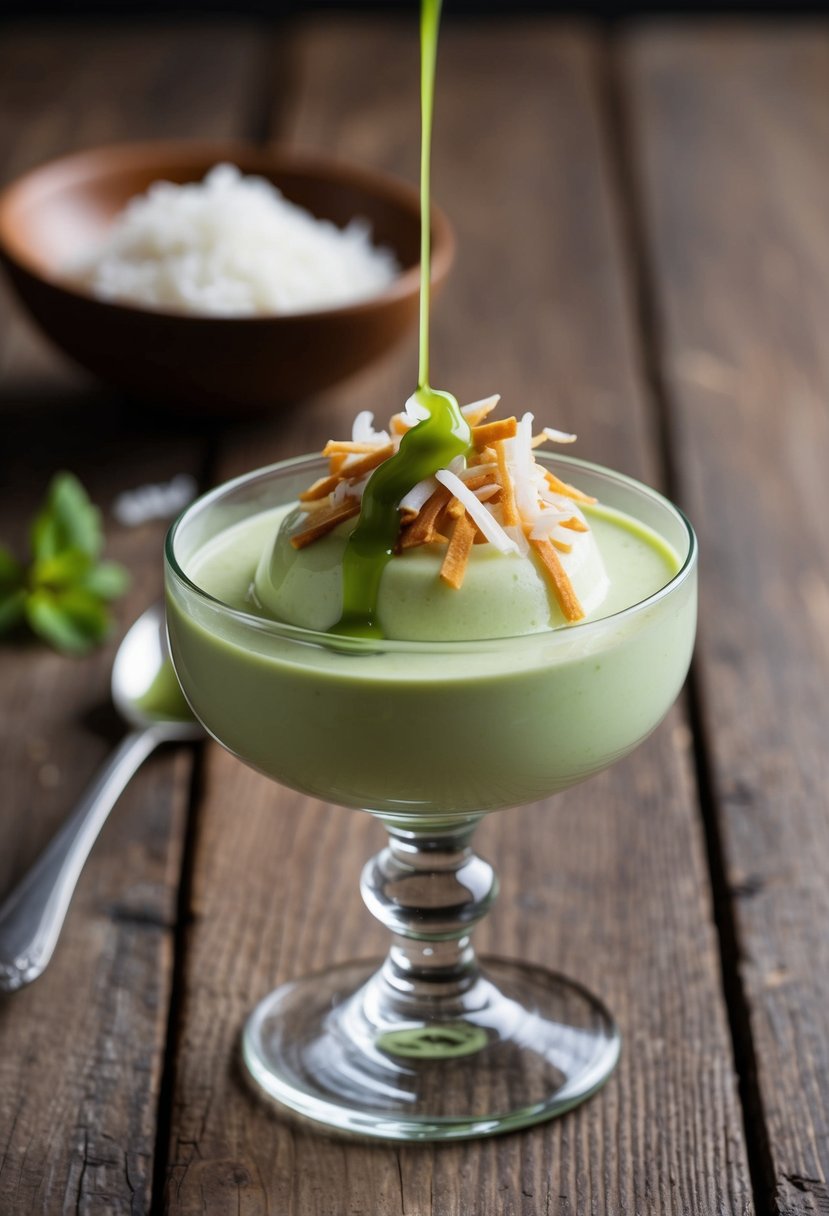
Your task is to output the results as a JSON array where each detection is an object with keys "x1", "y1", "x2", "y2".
[
  {"x1": 145, "y1": 25, "x2": 306, "y2": 1215},
  {"x1": 601, "y1": 31, "x2": 775, "y2": 1216},
  {"x1": 149, "y1": 743, "x2": 207, "y2": 1216}
]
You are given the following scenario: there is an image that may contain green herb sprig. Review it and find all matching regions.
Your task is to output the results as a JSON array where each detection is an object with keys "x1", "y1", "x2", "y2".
[{"x1": 0, "y1": 473, "x2": 130, "y2": 655}]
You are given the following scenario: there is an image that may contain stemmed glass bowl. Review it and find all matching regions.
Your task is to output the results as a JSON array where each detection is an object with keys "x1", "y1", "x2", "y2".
[{"x1": 165, "y1": 452, "x2": 697, "y2": 1141}]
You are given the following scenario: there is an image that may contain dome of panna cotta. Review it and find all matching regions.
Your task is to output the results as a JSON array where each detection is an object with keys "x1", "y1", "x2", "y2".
[{"x1": 253, "y1": 506, "x2": 610, "y2": 641}]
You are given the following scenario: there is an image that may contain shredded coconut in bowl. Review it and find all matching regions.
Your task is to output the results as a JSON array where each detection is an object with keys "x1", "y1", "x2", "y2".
[{"x1": 67, "y1": 164, "x2": 401, "y2": 317}]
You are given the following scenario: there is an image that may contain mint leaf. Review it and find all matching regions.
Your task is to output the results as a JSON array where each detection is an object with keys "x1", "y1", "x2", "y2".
[
  {"x1": 31, "y1": 472, "x2": 103, "y2": 561},
  {"x1": 25, "y1": 587, "x2": 111, "y2": 655},
  {"x1": 81, "y1": 561, "x2": 130, "y2": 600},
  {"x1": 3, "y1": 474, "x2": 129, "y2": 655},
  {"x1": 31, "y1": 549, "x2": 94, "y2": 591}
]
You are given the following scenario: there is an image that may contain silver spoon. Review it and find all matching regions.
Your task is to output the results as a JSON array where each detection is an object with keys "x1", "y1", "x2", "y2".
[{"x1": 0, "y1": 604, "x2": 201, "y2": 992}]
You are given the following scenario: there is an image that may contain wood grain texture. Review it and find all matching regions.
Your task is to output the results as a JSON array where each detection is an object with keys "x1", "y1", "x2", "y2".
[
  {"x1": 162, "y1": 21, "x2": 752, "y2": 1215},
  {"x1": 623, "y1": 25, "x2": 829, "y2": 1216},
  {"x1": 0, "y1": 25, "x2": 262, "y2": 1214}
]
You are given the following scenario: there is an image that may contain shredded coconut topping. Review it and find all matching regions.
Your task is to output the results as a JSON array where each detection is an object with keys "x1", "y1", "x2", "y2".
[
  {"x1": 435, "y1": 469, "x2": 518, "y2": 553},
  {"x1": 291, "y1": 395, "x2": 597, "y2": 621},
  {"x1": 399, "y1": 476, "x2": 438, "y2": 514}
]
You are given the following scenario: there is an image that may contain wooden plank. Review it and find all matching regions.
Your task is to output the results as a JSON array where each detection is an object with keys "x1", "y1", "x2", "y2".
[
  {"x1": 623, "y1": 25, "x2": 829, "y2": 1216},
  {"x1": 163, "y1": 19, "x2": 753, "y2": 1214},
  {"x1": 0, "y1": 24, "x2": 263, "y2": 1215}
]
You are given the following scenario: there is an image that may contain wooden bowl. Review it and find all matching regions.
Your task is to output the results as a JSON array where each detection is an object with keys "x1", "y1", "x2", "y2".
[{"x1": 0, "y1": 141, "x2": 453, "y2": 414}]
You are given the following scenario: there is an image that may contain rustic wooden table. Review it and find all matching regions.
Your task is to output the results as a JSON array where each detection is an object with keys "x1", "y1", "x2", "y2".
[{"x1": 1, "y1": 15, "x2": 827, "y2": 1215}]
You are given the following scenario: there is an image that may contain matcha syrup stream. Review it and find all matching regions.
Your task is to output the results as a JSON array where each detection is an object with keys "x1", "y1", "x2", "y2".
[{"x1": 335, "y1": 0, "x2": 471, "y2": 638}]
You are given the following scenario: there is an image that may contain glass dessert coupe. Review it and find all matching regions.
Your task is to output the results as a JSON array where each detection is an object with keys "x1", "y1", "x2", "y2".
[{"x1": 165, "y1": 451, "x2": 697, "y2": 1141}]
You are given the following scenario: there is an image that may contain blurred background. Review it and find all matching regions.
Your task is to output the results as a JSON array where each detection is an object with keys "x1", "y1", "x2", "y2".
[
  {"x1": 3, "y1": 0, "x2": 829, "y2": 15},
  {"x1": 2, "y1": 1, "x2": 829, "y2": 1212}
]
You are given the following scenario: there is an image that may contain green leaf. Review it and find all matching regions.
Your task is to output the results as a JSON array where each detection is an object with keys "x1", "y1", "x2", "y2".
[
  {"x1": 31, "y1": 472, "x2": 103, "y2": 561},
  {"x1": 0, "y1": 545, "x2": 24, "y2": 591},
  {"x1": 0, "y1": 587, "x2": 26, "y2": 635},
  {"x1": 2, "y1": 473, "x2": 128, "y2": 654},
  {"x1": 25, "y1": 587, "x2": 111, "y2": 655},
  {"x1": 81, "y1": 560, "x2": 131, "y2": 600},
  {"x1": 31, "y1": 549, "x2": 94, "y2": 591},
  {"x1": 29, "y1": 513, "x2": 58, "y2": 562}
]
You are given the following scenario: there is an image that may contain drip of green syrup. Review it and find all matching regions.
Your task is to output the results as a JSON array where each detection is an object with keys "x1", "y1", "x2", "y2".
[{"x1": 335, "y1": 0, "x2": 471, "y2": 639}]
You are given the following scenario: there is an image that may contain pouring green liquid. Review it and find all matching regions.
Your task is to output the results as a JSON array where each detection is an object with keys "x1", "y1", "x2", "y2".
[{"x1": 336, "y1": 0, "x2": 470, "y2": 638}]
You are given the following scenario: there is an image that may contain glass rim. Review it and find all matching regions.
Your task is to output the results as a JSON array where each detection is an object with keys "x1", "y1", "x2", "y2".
[{"x1": 164, "y1": 451, "x2": 698, "y2": 655}]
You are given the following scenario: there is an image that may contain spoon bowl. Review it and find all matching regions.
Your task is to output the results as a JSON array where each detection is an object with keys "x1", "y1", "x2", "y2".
[{"x1": 112, "y1": 602, "x2": 200, "y2": 736}]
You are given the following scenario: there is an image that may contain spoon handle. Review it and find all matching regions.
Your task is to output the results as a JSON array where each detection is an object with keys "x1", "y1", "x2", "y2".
[{"x1": 0, "y1": 726, "x2": 165, "y2": 992}]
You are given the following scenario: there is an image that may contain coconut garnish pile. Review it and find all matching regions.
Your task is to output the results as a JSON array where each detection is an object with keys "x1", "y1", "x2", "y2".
[{"x1": 291, "y1": 395, "x2": 597, "y2": 622}]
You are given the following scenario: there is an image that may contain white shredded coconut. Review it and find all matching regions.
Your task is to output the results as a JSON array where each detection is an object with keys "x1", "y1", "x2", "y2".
[
  {"x1": 529, "y1": 513, "x2": 570, "y2": 540},
  {"x1": 399, "y1": 476, "x2": 438, "y2": 513},
  {"x1": 435, "y1": 469, "x2": 518, "y2": 553},
  {"x1": 351, "y1": 411, "x2": 374, "y2": 442},
  {"x1": 404, "y1": 394, "x2": 431, "y2": 423},
  {"x1": 511, "y1": 412, "x2": 538, "y2": 522},
  {"x1": 461, "y1": 394, "x2": 500, "y2": 417},
  {"x1": 503, "y1": 523, "x2": 530, "y2": 556},
  {"x1": 459, "y1": 462, "x2": 497, "y2": 481},
  {"x1": 351, "y1": 410, "x2": 390, "y2": 447},
  {"x1": 67, "y1": 164, "x2": 400, "y2": 317},
  {"x1": 543, "y1": 426, "x2": 577, "y2": 444},
  {"x1": 333, "y1": 473, "x2": 371, "y2": 504},
  {"x1": 473, "y1": 484, "x2": 500, "y2": 501}
]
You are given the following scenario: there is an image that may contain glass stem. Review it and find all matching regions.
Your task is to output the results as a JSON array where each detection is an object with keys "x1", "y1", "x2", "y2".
[{"x1": 360, "y1": 819, "x2": 498, "y2": 1021}]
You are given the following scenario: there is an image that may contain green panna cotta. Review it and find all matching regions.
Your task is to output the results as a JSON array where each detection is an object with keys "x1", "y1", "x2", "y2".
[{"x1": 166, "y1": 480, "x2": 694, "y2": 817}]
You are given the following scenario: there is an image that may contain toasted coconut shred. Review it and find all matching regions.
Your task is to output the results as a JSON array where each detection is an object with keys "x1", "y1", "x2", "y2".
[{"x1": 292, "y1": 397, "x2": 597, "y2": 622}]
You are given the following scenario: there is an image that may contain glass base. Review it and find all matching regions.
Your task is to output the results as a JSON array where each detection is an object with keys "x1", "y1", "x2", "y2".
[{"x1": 242, "y1": 956, "x2": 620, "y2": 1141}]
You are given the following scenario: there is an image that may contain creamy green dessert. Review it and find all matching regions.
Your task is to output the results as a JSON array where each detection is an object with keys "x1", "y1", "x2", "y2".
[
  {"x1": 256, "y1": 505, "x2": 613, "y2": 639},
  {"x1": 165, "y1": 0, "x2": 692, "y2": 823},
  {"x1": 166, "y1": 434, "x2": 696, "y2": 818},
  {"x1": 224, "y1": 501, "x2": 674, "y2": 641}
]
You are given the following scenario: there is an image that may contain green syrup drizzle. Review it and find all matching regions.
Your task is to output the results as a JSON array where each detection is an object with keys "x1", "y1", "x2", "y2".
[{"x1": 334, "y1": 0, "x2": 471, "y2": 639}]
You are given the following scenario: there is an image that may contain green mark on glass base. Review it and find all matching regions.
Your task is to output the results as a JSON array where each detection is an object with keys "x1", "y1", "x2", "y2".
[{"x1": 377, "y1": 1022, "x2": 490, "y2": 1060}]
